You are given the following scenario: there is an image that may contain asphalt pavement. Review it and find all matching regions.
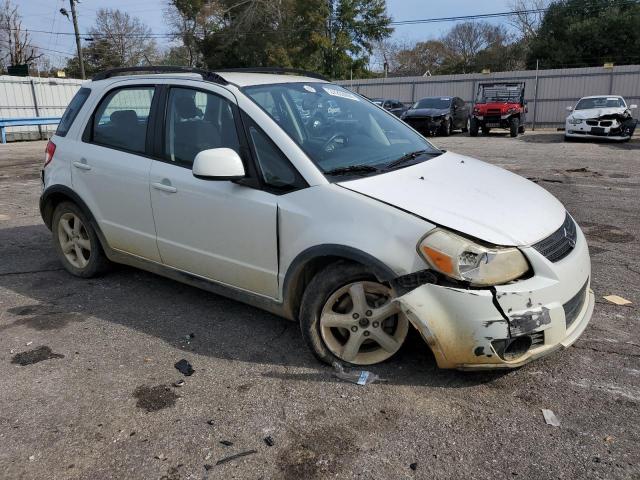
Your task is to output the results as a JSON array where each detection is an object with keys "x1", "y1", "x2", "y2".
[{"x1": 1, "y1": 130, "x2": 639, "y2": 479}]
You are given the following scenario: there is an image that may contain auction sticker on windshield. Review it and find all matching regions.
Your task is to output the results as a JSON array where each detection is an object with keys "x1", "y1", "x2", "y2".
[{"x1": 323, "y1": 86, "x2": 359, "y2": 101}]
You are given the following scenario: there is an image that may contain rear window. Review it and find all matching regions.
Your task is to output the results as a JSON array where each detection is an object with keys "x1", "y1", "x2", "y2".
[{"x1": 56, "y1": 88, "x2": 90, "y2": 137}]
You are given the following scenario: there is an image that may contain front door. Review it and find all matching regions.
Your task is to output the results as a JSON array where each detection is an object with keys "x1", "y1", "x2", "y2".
[
  {"x1": 71, "y1": 85, "x2": 161, "y2": 261},
  {"x1": 149, "y1": 86, "x2": 279, "y2": 298}
]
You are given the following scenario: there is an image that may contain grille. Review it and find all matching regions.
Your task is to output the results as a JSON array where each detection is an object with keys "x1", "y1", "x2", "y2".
[
  {"x1": 532, "y1": 213, "x2": 577, "y2": 262},
  {"x1": 530, "y1": 331, "x2": 545, "y2": 347},
  {"x1": 600, "y1": 120, "x2": 612, "y2": 127},
  {"x1": 563, "y1": 280, "x2": 588, "y2": 329},
  {"x1": 586, "y1": 120, "x2": 598, "y2": 126}
]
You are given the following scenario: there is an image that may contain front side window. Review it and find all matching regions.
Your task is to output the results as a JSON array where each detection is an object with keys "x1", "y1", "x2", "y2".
[
  {"x1": 164, "y1": 87, "x2": 240, "y2": 167},
  {"x1": 92, "y1": 87, "x2": 154, "y2": 153},
  {"x1": 575, "y1": 97, "x2": 625, "y2": 110},
  {"x1": 244, "y1": 83, "x2": 439, "y2": 177},
  {"x1": 57, "y1": 87, "x2": 90, "y2": 137}
]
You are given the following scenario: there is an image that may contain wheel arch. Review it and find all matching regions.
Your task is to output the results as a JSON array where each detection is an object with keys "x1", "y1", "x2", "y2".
[
  {"x1": 282, "y1": 244, "x2": 398, "y2": 320},
  {"x1": 40, "y1": 185, "x2": 110, "y2": 253}
]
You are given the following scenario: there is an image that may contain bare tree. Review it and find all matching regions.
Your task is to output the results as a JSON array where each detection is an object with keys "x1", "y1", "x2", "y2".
[
  {"x1": 508, "y1": 0, "x2": 547, "y2": 42},
  {"x1": 442, "y1": 22, "x2": 509, "y2": 73},
  {"x1": 88, "y1": 9, "x2": 159, "y2": 67},
  {"x1": 0, "y1": 0, "x2": 42, "y2": 66}
]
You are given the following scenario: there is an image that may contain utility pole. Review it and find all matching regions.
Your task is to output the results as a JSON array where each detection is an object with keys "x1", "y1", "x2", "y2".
[{"x1": 69, "y1": 0, "x2": 85, "y2": 79}]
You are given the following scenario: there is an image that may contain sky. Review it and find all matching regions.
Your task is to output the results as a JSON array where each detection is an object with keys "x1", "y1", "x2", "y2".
[{"x1": 18, "y1": 0, "x2": 515, "y2": 68}]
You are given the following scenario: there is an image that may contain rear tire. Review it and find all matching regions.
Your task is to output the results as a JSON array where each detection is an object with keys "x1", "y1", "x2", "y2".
[
  {"x1": 518, "y1": 123, "x2": 525, "y2": 134},
  {"x1": 469, "y1": 118, "x2": 479, "y2": 137},
  {"x1": 299, "y1": 261, "x2": 408, "y2": 366},
  {"x1": 52, "y1": 201, "x2": 109, "y2": 278},
  {"x1": 510, "y1": 117, "x2": 519, "y2": 137}
]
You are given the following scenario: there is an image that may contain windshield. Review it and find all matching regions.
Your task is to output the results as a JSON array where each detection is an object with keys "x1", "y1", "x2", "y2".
[
  {"x1": 575, "y1": 97, "x2": 625, "y2": 110},
  {"x1": 477, "y1": 85, "x2": 522, "y2": 103},
  {"x1": 243, "y1": 83, "x2": 439, "y2": 175},
  {"x1": 413, "y1": 98, "x2": 450, "y2": 109}
]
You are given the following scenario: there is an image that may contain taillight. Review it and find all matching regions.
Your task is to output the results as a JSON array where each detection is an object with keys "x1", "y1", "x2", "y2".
[{"x1": 44, "y1": 140, "x2": 56, "y2": 167}]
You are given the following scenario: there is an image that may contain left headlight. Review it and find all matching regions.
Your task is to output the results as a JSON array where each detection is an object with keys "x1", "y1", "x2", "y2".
[{"x1": 417, "y1": 229, "x2": 529, "y2": 286}]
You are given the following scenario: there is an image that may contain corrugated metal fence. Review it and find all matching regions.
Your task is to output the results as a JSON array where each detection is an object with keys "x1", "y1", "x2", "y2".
[
  {"x1": 337, "y1": 65, "x2": 640, "y2": 128},
  {"x1": 0, "y1": 65, "x2": 638, "y2": 141},
  {"x1": 0, "y1": 76, "x2": 85, "y2": 141}
]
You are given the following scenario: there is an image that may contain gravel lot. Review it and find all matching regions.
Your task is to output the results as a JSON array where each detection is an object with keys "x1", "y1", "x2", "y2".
[{"x1": 1, "y1": 130, "x2": 639, "y2": 480}]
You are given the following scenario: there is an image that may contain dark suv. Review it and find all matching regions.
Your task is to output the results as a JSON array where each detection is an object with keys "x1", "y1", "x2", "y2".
[
  {"x1": 401, "y1": 96, "x2": 469, "y2": 136},
  {"x1": 370, "y1": 98, "x2": 408, "y2": 117}
]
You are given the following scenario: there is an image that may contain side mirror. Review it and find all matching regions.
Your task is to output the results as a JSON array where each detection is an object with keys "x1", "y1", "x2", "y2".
[
  {"x1": 192, "y1": 148, "x2": 245, "y2": 180},
  {"x1": 630, "y1": 104, "x2": 638, "y2": 109},
  {"x1": 566, "y1": 106, "x2": 573, "y2": 111}
]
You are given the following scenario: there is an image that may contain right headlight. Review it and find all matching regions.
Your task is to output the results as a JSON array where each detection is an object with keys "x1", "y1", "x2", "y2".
[
  {"x1": 568, "y1": 117, "x2": 582, "y2": 125},
  {"x1": 417, "y1": 229, "x2": 529, "y2": 286}
]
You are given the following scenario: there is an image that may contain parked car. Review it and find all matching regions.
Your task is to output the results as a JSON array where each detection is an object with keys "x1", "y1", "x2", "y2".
[
  {"x1": 40, "y1": 66, "x2": 594, "y2": 369},
  {"x1": 370, "y1": 98, "x2": 408, "y2": 117},
  {"x1": 565, "y1": 95, "x2": 637, "y2": 142},
  {"x1": 470, "y1": 82, "x2": 527, "y2": 137},
  {"x1": 401, "y1": 96, "x2": 469, "y2": 136}
]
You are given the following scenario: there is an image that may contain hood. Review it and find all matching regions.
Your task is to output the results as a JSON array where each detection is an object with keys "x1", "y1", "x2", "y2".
[
  {"x1": 405, "y1": 108, "x2": 449, "y2": 117},
  {"x1": 569, "y1": 107, "x2": 627, "y2": 120},
  {"x1": 338, "y1": 151, "x2": 566, "y2": 246},
  {"x1": 475, "y1": 102, "x2": 518, "y2": 112}
]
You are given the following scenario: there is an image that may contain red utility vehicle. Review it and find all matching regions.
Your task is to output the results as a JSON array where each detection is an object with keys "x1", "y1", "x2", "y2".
[{"x1": 470, "y1": 82, "x2": 527, "y2": 137}]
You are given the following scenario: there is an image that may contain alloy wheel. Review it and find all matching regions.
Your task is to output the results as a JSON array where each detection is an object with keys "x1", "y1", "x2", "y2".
[
  {"x1": 319, "y1": 281, "x2": 408, "y2": 365},
  {"x1": 57, "y1": 212, "x2": 91, "y2": 269}
]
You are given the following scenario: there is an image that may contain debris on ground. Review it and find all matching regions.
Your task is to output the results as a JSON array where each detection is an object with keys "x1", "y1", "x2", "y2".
[
  {"x1": 204, "y1": 464, "x2": 213, "y2": 471},
  {"x1": 215, "y1": 450, "x2": 257, "y2": 465},
  {"x1": 219, "y1": 440, "x2": 233, "y2": 446},
  {"x1": 541, "y1": 409, "x2": 560, "y2": 427},
  {"x1": 332, "y1": 361, "x2": 381, "y2": 385},
  {"x1": 264, "y1": 436, "x2": 275, "y2": 447},
  {"x1": 174, "y1": 359, "x2": 194, "y2": 376},
  {"x1": 206, "y1": 419, "x2": 215, "y2": 426},
  {"x1": 11, "y1": 346, "x2": 64, "y2": 366},
  {"x1": 172, "y1": 379, "x2": 185, "y2": 388},
  {"x1": 154, "y1": 453, "x2": 167, "y2": 461},
  {"x1": 603, "y1": 295, "x2": 632, "y2": 306},
  {"x1": 133, "y1": 385, "x2": 179, "y2": 412},
  {"x1": 410, "y1": 462, "x2": 418, "y2": 470},
  {"x1": 604, "y1": 435, "x2": 615, "y2": 443}
]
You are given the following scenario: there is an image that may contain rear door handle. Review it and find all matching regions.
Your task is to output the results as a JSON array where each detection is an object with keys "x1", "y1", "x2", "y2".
[
  {"x1": 73, "y1": 160, "x2": 91, "y2": 171},
  {"x1": 152, "y1": 182, "x2": 177, "y2": 193}
]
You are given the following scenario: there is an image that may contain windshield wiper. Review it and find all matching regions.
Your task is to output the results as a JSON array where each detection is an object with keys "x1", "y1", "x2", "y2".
[
  {"x1": 384, "y1": 150, "x2": 440, "y2": 170},
  {"x1": 324, "y1": 164, "x2": 380, "y2": 176}
]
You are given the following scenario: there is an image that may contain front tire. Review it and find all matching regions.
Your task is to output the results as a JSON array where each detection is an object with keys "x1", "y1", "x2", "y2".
[
  {"x1": 52, "y1": 201, "x2": 109, "y2": 278},
  {"x1": 299, "y1": 262, "x2": 408, "y2": 366},
  {"x1": 510, "y1": 117, "x2": 519, "y2": 137},
  {"x1": 469, "y1": 117, "x2": 479, "y2": 137},
  {"x1": 441, "y1": 118, "x2": 452, "y2": 136},
  {"x1": 462, "y1": 117, "x2": 470, "y2": 133}
]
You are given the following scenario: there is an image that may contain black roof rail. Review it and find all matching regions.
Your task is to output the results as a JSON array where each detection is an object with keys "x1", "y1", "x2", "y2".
[
  {"x1": 215, "y1": 67, "x2": 330, "y2": 82},
  {"x1": 92, "y1": 66, "x2": 228, "y2": 85}
]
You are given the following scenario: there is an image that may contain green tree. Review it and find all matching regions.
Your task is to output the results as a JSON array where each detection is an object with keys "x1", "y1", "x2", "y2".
[{"x1": 526, "y1": 0, "x2": 640, "y2": 68}]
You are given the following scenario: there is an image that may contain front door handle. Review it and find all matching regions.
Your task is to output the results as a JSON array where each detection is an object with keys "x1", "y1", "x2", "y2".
[
  {"x1": 73, "y1": 160, "x2": 91, "y2": 171},
  {"x1": 152, "y1": 181, "x2": 177, "y2": 193}
]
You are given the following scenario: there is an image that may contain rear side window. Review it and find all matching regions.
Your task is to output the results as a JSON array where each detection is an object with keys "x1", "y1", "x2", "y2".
[
  {"x1": 56, "y1": 87, "x2": 90, "y2": 137},
  {"x1": 92, "y1": 87, "x2": 155, "y2": 153}
]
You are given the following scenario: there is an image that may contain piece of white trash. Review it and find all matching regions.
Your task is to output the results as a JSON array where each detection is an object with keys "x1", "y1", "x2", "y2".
[
  {"x1": 332, "y1": 361, "x2": 381, "y2": 385},
  {"x1": 542, "y1": 409, "x2": 560, "y2": 427},
  {"x1": 603, "y1": 295, "x2": 632, "y2": 306}
]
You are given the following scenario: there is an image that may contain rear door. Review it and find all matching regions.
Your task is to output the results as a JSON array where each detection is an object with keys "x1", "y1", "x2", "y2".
[
  {"x1": 72, "y1": 85, "x2": 161, "y2": 261},
  {"x1": 148, "y1": 85, "x2": 280, "y2": 298},
  {"x1": 453, "y1": 97, "x2": 467, "y2": 128}
]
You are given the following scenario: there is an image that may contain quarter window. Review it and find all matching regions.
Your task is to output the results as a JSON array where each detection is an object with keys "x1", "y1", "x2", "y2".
[
  {"x1": 56, "y1": 87, "x2": 90, "y2": 137},
  {"x1": 92, "y1": 87, "x2": 154, "y2": 153},
  {"x1": 164, "y1": 88, "x2": 241, "y2": 167},
  {"x1": 245, "y1": 119, "x2": 306, "y2": 193}
]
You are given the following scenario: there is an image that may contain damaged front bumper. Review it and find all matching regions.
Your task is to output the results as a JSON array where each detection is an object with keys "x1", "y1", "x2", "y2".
[
  {"x1": 396, "y1": 227, "x2": 594, "y2": 370},
  {"x1": 566, "y1": 116, "x2": 637, "y2": 140}
]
